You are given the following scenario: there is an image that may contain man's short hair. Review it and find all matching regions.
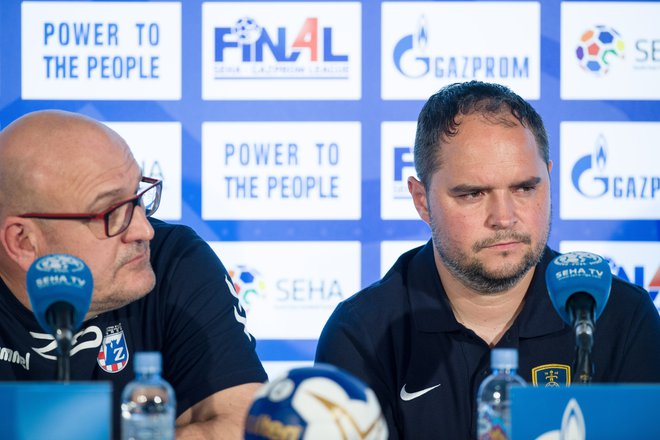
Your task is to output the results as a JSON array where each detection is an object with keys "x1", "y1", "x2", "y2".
[{"x1": 414, "y1": 80, "x2": 549, "y2": 187}]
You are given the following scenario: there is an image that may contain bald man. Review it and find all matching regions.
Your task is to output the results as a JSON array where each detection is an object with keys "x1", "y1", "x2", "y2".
[{"x1": 0, "y1": 110, "x2": 267, "y2": 439}]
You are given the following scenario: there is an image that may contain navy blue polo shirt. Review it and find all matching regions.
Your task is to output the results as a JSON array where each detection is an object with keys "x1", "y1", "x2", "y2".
[
  {"x1": 0, "y1": 219, "x2": 267, "y2": 436},
  {"x1": 315, "y1": 241, "x2": 660, "y2": 439}
]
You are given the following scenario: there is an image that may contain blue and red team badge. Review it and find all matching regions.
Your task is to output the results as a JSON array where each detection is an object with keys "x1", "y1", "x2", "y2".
[{"x1": 97, "y1": 324, "x2": 129, "y2": 373}]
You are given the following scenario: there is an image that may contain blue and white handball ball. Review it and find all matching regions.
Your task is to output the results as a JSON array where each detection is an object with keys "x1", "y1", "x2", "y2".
[{"x1": 245, "y1": 364, "x2": 389, "y2": 439}]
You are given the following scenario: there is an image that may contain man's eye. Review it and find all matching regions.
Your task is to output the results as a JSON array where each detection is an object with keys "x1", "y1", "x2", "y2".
[{"x1": 460, "y1": 191, "x2": 484, "y2": 200}]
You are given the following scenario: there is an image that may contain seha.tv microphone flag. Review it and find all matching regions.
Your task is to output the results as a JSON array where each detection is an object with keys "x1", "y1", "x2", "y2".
[{"x1": 26, "y1": 254, "x2": 93, "y2": 341}]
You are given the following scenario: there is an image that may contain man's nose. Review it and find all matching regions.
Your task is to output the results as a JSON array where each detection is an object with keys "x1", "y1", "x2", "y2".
[{"x1": 486, "y1": 192, "x2": 517, "y2": 230}]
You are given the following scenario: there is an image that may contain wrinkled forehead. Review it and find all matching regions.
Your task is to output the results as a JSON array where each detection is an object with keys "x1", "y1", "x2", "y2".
[{"x1": 1, "y1": 111, "x2": 140, "y2": 211}]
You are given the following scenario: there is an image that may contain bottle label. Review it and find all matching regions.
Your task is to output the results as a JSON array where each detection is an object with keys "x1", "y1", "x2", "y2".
[
  {"x1": 477, "y1": 402, "x2": 511, "y2": 440},
  {"x1": 121, "y1": 409, "x2": 175, "y2": 440}
]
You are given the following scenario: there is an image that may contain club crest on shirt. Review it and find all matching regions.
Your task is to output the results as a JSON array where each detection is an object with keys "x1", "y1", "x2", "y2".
[
  {"x1": 532, "y1": 364, "x2": 571, "y2": 387},
  {"x1": 97, "y1": 324, "x2": 129, "y2": 373}
]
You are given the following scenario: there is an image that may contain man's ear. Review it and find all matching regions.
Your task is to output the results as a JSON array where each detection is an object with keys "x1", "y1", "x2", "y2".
[
  {"x1": 0, "y1": 217, "x2": 40, "y2": 272},
  {"x1": 408, "y1": 176, "x2": 431, "y2": 225}
]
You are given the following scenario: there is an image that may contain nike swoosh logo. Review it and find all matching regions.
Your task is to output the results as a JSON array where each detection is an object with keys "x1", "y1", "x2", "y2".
[{"x1": 400, "y1": 383, "x2": 441, "y2": 401}]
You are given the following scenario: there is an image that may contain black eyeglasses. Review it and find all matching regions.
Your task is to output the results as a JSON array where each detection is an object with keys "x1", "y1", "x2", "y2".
[{"x1": 19, "y1": 177, "x2": 162, "y2": 238}]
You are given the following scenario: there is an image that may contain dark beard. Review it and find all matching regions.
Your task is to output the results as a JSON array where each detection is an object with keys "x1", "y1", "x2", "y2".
[{"x1": 432, "y1": 228, "x2": 548, "y2": 294}]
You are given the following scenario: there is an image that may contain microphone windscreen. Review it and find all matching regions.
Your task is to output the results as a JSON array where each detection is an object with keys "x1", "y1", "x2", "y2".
[
  {"x1": 545, "y1": 251, "x2": 612, "y2": 324},
  {"x1": 245, "y1": 363, "x2": 388, "y2": 440},
  {"x1": 26, "y1": 254, "x2": 93, "y2": 335}
]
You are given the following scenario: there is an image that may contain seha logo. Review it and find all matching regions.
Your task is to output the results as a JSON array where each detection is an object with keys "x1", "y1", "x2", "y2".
[
  {"x1": 35, "y1": 254, "x2": 85, "y2": 273},
  {"x1": 554, "y1": 251, "x2": 603, "y2": 267}
]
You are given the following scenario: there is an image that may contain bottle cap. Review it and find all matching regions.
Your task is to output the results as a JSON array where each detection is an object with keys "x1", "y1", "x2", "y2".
[
  {"x1": 134, "y1": 351, "x2": 162, "y2": 374},
  {"x1": 490, "y1": 348, "x2": 518, "y2": 370}
]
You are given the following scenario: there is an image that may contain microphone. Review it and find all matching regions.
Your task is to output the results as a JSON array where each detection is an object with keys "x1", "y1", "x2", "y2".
[
  {"x1": 545, "y1": 251, "x2": 612, "y2": 383},
  {"x1": 26, "y1": 254, "x2": 93, "y2": 381}
]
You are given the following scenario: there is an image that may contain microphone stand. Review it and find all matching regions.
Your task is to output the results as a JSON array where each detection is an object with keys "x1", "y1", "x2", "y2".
[
  {"x1": 47, "y1": 302, "x2": 74, "y2": 382},
  {"x1": 571, "y1": 294, "x2": 595, "y2": 384},
  {"x1": 574, "y1": 320, "x2": 593, "y2": 384},
  {"x1": 55, "y1": 329, "x2": 73, "y2": 382}
]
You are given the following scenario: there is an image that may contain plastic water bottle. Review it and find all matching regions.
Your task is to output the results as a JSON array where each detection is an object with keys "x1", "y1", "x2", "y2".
[
  {"x1": 121, "y1": 351, "x2": 176, "y2": 440},
  {"x1": 476, "y1": 348, "x2": 526, "y2": 440}
]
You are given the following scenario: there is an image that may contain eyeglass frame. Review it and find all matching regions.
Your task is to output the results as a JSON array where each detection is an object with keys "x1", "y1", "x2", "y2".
[{"x1": 18, "y1": 176, "x2": 162, "y2": 238}]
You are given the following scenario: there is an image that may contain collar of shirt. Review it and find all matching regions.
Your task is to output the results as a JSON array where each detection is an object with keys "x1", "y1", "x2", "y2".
[{"x1": 407, "y1": 240, "x2": 566, "y2": 338}]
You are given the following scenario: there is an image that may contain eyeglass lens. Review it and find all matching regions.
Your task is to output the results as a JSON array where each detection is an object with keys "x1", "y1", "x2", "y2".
[
  {"x1": 141, "y1": 183, "x2": 160, "y2": 215},
  {"x1": 106, "y1": 183, "x2": 161, "y2": 237}
]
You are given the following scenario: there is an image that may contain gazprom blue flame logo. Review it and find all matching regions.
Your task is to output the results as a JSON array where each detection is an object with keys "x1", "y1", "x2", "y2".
[
  {"x1": 570, "y1": 134, "x2": 659, "y2": 202},
  {"x1": 534, "y1": 398, "x2": 585, "y2": 440},
  {"x1": 393, "y1": 16, "x2": 430, "y2": 78},
  {"x1": 571, "y1": 135, "x2": 609, "y2": 198}
]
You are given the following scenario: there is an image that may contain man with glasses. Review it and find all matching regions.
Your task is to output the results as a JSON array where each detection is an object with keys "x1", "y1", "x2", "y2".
[{"x1": 0, "y1": 110, "x2": 267, "y2": 438}]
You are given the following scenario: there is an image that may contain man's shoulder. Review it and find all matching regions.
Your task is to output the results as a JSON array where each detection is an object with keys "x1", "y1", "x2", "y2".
[
  {"x1": 147, "y1": 218, "x2": 226, "y2": 288},
  {"x1": 148, "y1": 218, "x2": 210, "y2": 258},
  {"x1": 609, "y1": 274, "x2": 653, "y2": 308},
  {"x1": 150, "y1": 218, "x2": 198, "y2": 243},
  {"x1": 611, "y1": 275, "x2": 649, "y2": 295},
  {"x1": 338, "y1": 244, "x2": 425, "y2": 319},
  {"x1": 594, "y1": 269, "x2": 659, "y2": 332}
]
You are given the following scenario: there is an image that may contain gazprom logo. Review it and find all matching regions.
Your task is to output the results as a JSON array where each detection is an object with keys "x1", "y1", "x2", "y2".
[
  {"x1": 213, "y1": 16, "x2": 349, "y2": 79},
  {"x1": 534, "y1": 398, "x2": 586, "y2": 440},
  {"x1": 393, "y1": 16, "x2": 430, "y2": 78},
  {"x1": 392, "y1": 15, "x2": 529, "y2": 80},
  {"x1": 571, "y1": 134, "x2": 660, "y2": 200}
]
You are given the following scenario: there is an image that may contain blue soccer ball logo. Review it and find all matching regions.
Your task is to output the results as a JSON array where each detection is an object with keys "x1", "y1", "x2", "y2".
[
  {"x1": 233, "y1": 17, "x2": 262, "y2": 44},
  {"x1": 245, "y1": 364, "x2": 389, "y2": 439}
]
